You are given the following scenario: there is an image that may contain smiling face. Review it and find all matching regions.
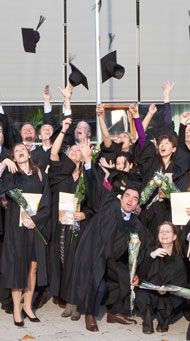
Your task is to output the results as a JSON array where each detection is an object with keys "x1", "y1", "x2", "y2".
[
  {"x1": 158, "y1": 223, "x2": 177, "y2": 247},
  {"x1": 115, "y1": 156, "x2": 133, "y2": 171},
  {"x1": 67, "y1": 144, "x2": 82, "y2": 163},
  {"x1": 39, "y1": 124, "x2": 53, "y2": 141},
  {"x1": 74, "y1": 121, "x2": 91, "y2": 143},
  {"x1": 13, "y1": 143, "x2": 30, "y2": 164},
  {"x1": 120, "y1": 188, "x2": 139, "y2": 213},
  {"x1": 158, "y1": 138, "x2": 176, "y2": 158},
  {"x1": 20, "y1": 124, "x2": 36, "y2": 143}
]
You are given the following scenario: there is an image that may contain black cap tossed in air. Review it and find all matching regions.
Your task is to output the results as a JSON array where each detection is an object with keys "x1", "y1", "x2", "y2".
[
  {"x1": 21, "y1": 16, "x2": 46, "y2": 53},
  {"x1": 69, "y1": 63, "x2": 89, "y2": 90},
  {"x1": 101, "y1": 50, "x2": 125, "y2": 83}
]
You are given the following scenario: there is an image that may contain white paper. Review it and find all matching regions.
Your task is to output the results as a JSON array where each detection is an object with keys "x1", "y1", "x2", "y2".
[
  {"x1": 171, "y1": 192, "x2": 190, "y2": 225},
  {"x1": 59, "y1": 192, "x2": 78, "y2": 225},
  {"x1": 19, "y1": 193, "x2": 42, "y2": 226}
]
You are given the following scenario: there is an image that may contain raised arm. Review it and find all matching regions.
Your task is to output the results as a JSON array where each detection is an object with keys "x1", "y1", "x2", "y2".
[
  {"x1": 162, "y1": 80, "x2": 174, "y2": 125},
  {"x1": 96, "y1": 104, "x2": 112, "y2": 148},
  {"x1": 80, "y1": 138, "x2": 115, "y2": 212},
  {"x1": 142, "y1": 104, "x2": 157, "y2": 132},
  {"x1": 58, "y1": 82, "x2": 73, "y2": 113},
  {"x1": 178, "y1": 112, "x2": 190, "y2": 152},
  {"x1": 50, "y1": 118, "x2": 72, "y2": 161},
  {"x1": 129, "y1": 104, "x2": 146, "y2": 148}
]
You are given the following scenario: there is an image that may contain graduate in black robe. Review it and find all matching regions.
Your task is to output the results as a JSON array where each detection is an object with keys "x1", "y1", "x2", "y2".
[
  {"x1": 0, "y1": 143, "x2": 51, "y2": 326},
  {"x1": 135, "y1": 221, "x2": 187, "y2": 334},
  {"x1": 48, "y1": 118, "x2": 93, "y2": 321},
  {"x1": 136, "y1": 134, "x2": 190, "y2": 239},
  {"x1": 69, "y1": 138, "x2": 153, "y2": 332}
]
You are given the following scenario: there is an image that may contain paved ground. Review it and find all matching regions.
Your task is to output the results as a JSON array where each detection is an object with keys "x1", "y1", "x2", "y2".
[{"x1": 0, "y1": 299, "x2": 188, "y2": 341}]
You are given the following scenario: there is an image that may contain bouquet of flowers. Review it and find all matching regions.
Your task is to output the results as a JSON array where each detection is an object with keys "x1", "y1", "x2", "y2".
[
  {"x1": 7, "y1": 188, "x2": 47, "y2": 245},
  {"x1": 139, "y1": 170, "x2": 179, "y2": 206},
  {"x1": 161, "y1": 176, "x2": 179, "y2": 199},
  {"x1": 138, "y1": 281, "x2": 190, "y2": 300},
  {"x1": 128, "y1": 233, "x2": 141, "y2": 313}
]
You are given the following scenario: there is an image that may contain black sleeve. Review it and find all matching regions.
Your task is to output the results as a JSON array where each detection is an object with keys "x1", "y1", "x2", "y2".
[
  {"x1": 133, "y1": 138, "x2": 156, "y2": 180},
  {"x1": 99, "y1": 141, "x2": 123, "y2": 162},
  {"x1": 84, "y1": 164, "x2": 117, "y2": 213},
  {"x1": 48, "y1": 153, "x2": 76, "y2": 186},
  {"x1": 178, "y1": 122, "x2": 190, "y2": 155}
]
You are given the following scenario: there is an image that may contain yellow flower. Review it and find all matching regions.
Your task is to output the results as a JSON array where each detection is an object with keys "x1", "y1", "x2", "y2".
[
  {"x1": 149, "y1": 180, "x2": 154, "y2": 186},
  {"x1": 156, "y1": 180, "x2": 162, "y2": 185}
]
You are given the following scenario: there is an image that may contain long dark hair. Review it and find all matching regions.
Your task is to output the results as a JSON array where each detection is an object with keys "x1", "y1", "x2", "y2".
[
  {"x1": 12, "y1": 143, "x2": 39, "y2": 175},
  {"x1": 156, "y1": 221, "x2": 182, "y2": 256}
]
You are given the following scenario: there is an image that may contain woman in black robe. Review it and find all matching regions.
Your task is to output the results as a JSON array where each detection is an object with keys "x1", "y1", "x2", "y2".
[
  {"x1": 136, "y1": 133, "x2": 190, "y2": 239},
  {"x1": 48, "y1": 118, "x2": 93, "y2": 321},
  {"x1": 135, "y1": 221, "x2": 187, "y2": 334},
  {"x1": 0, "y1": 143, "x2": 51, "y2": 326}
]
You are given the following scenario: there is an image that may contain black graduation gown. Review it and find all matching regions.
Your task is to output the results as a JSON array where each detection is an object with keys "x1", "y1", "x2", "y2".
[
  {"x1": 48, "y1": 154, "x2": 92, "y2": 300},
  {"x1": 0, "y1": 146, "x2": 11, "y2": 235},
  {"x1": 135, "y1": 250, "x2": 187, "y2": 318},
  {"x1": 140, "y1": 199, "x2": 172, "y2": 240},
  {"x1": 0, "y1": 170, "x2": 51, "y2": 289},
  {"x1": 135, "y1": 139, "x2": 190, "y2": 238},
  {"x1": 134, "y1": 138, "x2": 190, "y2": 191},
  {"x1": 31, "y1": 146, "x2": 51, "y2": 172},
  {"x1": 69, "y1": 164, "x2": 153, "y2": 313}
]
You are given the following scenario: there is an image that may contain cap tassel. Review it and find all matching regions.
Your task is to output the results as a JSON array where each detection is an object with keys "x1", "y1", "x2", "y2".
[
  {"x1": 108, "y1": 33, "x2": 115, "y2": 51},
  {"x1": 92, "y1": 0, "x2": 102, "y2": 13},
  {"x1": 36, "y1": 15, "x2": 46, "y2": 31},
  {"x1": 69, "y1": 55, "x2": 75, "y2": 65}
]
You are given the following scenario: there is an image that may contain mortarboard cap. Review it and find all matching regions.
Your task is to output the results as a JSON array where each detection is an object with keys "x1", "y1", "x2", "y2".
[
  {"x1": 101, "y1": 50, "x2": 125, "y2": 83},
  {"x1": 21, "y1": 16, "x2": 46, "y2": 53},
  {"x1": 69, "y1": 63, "x2": 89, "y2": 90}
]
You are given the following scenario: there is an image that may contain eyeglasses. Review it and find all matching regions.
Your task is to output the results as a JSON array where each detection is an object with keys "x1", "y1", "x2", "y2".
[{"x1": 159, "y1": 230, "x2": 174, "y2": 234}]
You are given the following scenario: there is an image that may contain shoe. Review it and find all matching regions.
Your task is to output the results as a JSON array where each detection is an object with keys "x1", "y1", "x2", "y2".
[
  {"x1": 156, "y1": 324, "x2": 168, "y2": 333},
  {"x1": 71, "y1": 311, "x2": 80, "y2": 321},
  {"x1": 22, "y1": 308, "x2": 40, "y2": 322},
  {"x1": 32, "y1": 290, "x2": 47, "y2": 309},
  {"x1": 85, "y1": 314, "x2": 99, "y2": 332},
  {"x1": 61, "y1": 303, "x2": 72, "y2": 318},
  {"x1": 1, "y1": 303, "x2": 13, "y2": 314},
  {"x1": 143, "y1": 329, "x2": 154, "y2": 334},
  {"x1": 52, "y1": 296, "x2": 66, "y2": 309},
  {"x1": 13, "y1": 315, "x2": 24, "y2": 327},
  {"x1": 107, "y1": 311, "x2": 137, "y2": 325},
  {"x1": 71, "y1": 305, "x2": 80, "y2": 321}
]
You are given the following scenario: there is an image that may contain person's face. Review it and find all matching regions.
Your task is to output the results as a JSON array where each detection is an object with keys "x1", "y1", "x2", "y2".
[
  {"x1": 115, "y1": 156, "x2": 132, "y2": 172},
  {"x1": 120, "y1": 189, "x2": 139, "y2": 213},
  {"x1": 20, "y1": 124, "x2": 36, "y2": 142},
  {"x1": 13, "y1": 144, "x2": 29, "y2": 164},
  {"x1": 39, "y1": 124, "x2": 53, "y2": 141},
  {"x1": 185, "y1": 125, "x2": 190, "y2": 142},
  {"x1": 158, "y1": 223, "x2": 176, "y2": 246},
  {"x1": 67, "y1": 145, "x2": 82, "y2": 163},
  {"x1": 117, "y1": 133, "x2": 131, "y2": 151},
  {"x1": 158, "y1": 138, "x2": 176, "y2": 158},
  {"x1": 0, "y1": 126, "x2": 4, "y2": 146},
  {"x1": 74, "y1": 121, "x2": 91, "y2": 142}
]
